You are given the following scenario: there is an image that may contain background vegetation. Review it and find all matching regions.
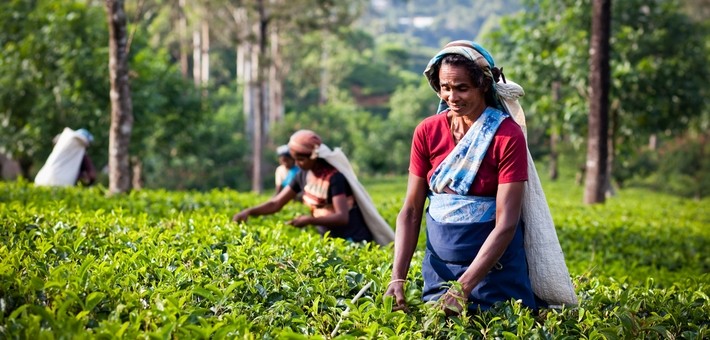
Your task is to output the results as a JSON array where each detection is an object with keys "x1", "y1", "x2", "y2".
[
  {"x1": 1, "y1": 169, "x2": 708, "y2": 337},
  {"x1": 1, "y1": 0, "x2": 708, "y2": 337},
  {"x1": 1, "y1": 0, "x2": 708, "y2": 198}
]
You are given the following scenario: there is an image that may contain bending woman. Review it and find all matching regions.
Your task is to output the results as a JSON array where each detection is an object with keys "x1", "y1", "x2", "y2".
[
  {"x1": 385, "y1": 41, "x2": 538, "y2": 315},
  {"x1": 233, "y1": 130, "x2": 394, "y2": 245}
]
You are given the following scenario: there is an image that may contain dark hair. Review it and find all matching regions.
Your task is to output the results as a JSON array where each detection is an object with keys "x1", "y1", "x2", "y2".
[{"x1": 430, "y1": 54, "x2": 497, "y2": 107}]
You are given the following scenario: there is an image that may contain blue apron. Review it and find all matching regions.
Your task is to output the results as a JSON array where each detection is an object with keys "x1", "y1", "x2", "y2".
[
  {"x1": 423, "y1": 107, "x2": 536, "y2": 311},
  {"x1": 422, "y1": 211, "x2": 537, "y2": 311}
]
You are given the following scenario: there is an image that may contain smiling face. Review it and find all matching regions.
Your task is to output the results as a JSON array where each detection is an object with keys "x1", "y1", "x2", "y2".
[{"x1": 438, "y1": 64, "x2": 487, "y2": 119}]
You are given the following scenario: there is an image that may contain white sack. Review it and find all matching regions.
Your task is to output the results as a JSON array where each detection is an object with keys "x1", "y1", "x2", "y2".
[{"x1": 34, "y1": 128, "x2": 89, "y2": 187}]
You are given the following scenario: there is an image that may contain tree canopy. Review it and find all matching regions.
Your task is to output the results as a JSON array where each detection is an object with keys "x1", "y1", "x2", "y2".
[{"x1": 0, "y1": 0, "x2": 707, "y2": 197}]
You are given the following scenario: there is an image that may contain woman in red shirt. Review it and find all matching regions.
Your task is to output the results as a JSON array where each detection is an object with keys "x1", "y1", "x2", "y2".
[{"x1": 384, "y1": 41, "x2": 538, "y2": 315}]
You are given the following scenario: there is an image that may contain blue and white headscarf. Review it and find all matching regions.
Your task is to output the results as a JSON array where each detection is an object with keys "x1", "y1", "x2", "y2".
[{"x1": 423, "y1": 40, "x2": 509, "y2": 115}]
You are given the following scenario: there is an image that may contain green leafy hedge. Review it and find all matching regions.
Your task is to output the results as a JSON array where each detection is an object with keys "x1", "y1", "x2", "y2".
[{"x1": 1, "y1": 179, "x2": 708, "y2": 338}]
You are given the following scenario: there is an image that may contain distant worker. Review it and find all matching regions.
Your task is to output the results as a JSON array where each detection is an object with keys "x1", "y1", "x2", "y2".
[
  {"x1": 233, "y1": 130, "x2": 395, "y2": 245},
  {"x1": 34, "y1": 127, "x2": 97, "y2": 187},
  {"x1": 274, "y1": 144, "x2": 300, "y2": 194}
]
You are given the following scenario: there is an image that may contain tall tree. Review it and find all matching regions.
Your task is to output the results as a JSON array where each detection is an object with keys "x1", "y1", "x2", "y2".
[
  {"x1": 0, "y1": 0, "x2": 110, "y2": 178},
  {"x1": 178, "y1": 0, "x2": 189, "y2": 77},
  {"x1": 488, "y1": 0, "x2": 708, "y2": 189},
  {"x1": 251, "y1": 0, "x2": 267, "y2": 193},
  {"x1": 106, "y1": 0, "x2": 134, "y2": 193},
  {"x1": 192, "y1": 26, "x2": 202, "y2": 85},
  {"x1": 583, "y1": 0, "x2": 611, "y2": 204},
  {"x1": 201, "y1": 20, "x2": 210, "y2": 87},
  {"x1": 268, "y1": 26, "x2": 284, "y2": 125}
]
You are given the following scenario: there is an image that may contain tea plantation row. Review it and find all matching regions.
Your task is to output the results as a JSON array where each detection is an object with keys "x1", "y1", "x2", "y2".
[{"x1": 1, "y1": 179, "x2": 708, "y2": 339}]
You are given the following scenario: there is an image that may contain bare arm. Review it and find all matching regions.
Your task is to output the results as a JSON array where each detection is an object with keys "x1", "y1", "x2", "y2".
[
  {"x1": 288, "y1": 193, "x2": 349, "y2": 228},
  {"x1": 392, "y1": 174, "x2": 428, "y2": 280},
  {"x1": 233, "y1": 186, "x2": 297, "y2": 222},
  {"x1": 385, "y1": 173, "x2": 428, "y2": 310}
]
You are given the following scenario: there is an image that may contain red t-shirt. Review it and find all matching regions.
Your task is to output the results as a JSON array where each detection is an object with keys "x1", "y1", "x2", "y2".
[{"x1": 409, "y1": 112, "x2": 528, "y2": 197}]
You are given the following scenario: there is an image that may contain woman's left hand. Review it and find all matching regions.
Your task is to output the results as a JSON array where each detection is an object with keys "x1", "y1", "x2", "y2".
[
  {"x1": 287, "y1": 215, "x2": 312, "y2": 228},
  {"x1": 440, "y1": 288, "x2": 467, "y2": 316}
]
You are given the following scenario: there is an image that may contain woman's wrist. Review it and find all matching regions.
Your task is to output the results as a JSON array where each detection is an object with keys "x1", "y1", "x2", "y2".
[
  {"x1": 457, "y1": 278, "x2": 476, "y2": 297},
  {"x1": 388, "y1": 278, "x2": 407, "y2": 286}
]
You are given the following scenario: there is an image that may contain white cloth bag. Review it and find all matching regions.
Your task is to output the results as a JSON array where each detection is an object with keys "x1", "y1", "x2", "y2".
[
  {"x1": 34, "y1": 128, "x2": 89, "y2": 187},
  {"x1": 499, "y1": 80, "x2": 578, "y2": 306},
  {"x1": 315, "y1": 144, "x2": 395, "y2": 246}
]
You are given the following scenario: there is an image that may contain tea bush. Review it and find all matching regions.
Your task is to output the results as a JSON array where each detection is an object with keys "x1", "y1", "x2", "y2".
[{"x1": 1, "y1": 178, "x2": 708, "y2": 339}]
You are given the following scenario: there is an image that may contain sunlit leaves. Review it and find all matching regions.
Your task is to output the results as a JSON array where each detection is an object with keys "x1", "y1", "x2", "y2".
[{"x1": 0, "y1": 179, "x2": 708, "y2": 338}]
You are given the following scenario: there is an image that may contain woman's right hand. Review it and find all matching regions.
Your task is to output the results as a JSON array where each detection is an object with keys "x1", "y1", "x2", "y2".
[
  {"x1": 384, "y1": 281, "x2": 410, "y2": 312},
  {"x1": 232, "y1": 210, "x2": 249, "y2": 223}
]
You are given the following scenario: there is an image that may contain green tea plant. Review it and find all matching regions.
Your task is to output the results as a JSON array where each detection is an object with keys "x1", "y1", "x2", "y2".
[{"x1": 1, "y1": 178, "x2": 708, "y2": 339}]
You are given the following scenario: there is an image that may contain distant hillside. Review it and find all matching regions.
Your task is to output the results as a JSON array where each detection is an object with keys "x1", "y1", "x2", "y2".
[{"x1": 357, "y1": 0, "x2": 523, "y2": 48}]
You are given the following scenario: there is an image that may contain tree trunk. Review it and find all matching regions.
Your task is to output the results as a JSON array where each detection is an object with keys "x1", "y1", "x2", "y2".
[
  {"x1": 549, "y1": 130, "x2": 559, "y2": 180},
  {"x1": 0, "y1": 152, "x2": 21, "y2": 180},
  {"x1": 233, "y1": 7, "x2": 253, "y2": 139},
  {"x1": 241, "y1": 42, "x2": 254, "y2": 139},
  {"x1": 192, "y1": 28, "x2": 201, "y2": 86},
  {"x1": 251, "y1": 37, "x2": 263, "y2": 193},
  {"x1": 200, "y1": 20, "x2": 209, "y2": 86},
  {"x1": 269, "y1": 28, "x2": 284, "y2": 127},
  {"x1": 251, "y1": 0, "x2": 267, "y2": 193},
  {"x1": 605, "y1": 100, "x2": 619, "y2": 195},
  {"x1": 648, "y1": 134, "x2": 657, "y2": 150},
  {"x1": 131, "y1": 156, "x2": 143, "y2": 190},
  {"x1": 106, "y1": 0, "x2": 134, "y2": 194},
  {"x1": 549, "y1": 81, "x2": 561, "y2": 181},
  {"x1": 178, "y1": 0, "x2": 188, "y2": 77},
  {"x1": 583, "y1": 0, "x2": 611, "y2": 204}
]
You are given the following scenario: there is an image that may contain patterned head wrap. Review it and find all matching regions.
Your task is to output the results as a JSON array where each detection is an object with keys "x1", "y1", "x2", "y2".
[
  {"x1": 288, "y1": 130, "x2": 322, "y2": 159},
  {"x1": 423, "y1": 40, "x2": 509, "y2": 114}
]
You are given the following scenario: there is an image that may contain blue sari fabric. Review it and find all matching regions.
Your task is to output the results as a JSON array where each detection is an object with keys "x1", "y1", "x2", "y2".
[
  {"x1": 422, "y1": 212, "x2": 537, "y2": 311},
  {"x1": 282, "y1": 167, "x2": 300, "y2": 187}
]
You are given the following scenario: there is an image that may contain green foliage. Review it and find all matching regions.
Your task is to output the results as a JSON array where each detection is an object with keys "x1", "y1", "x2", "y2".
[
  {"x1": 274, "y1": 89, "x2": 370, "y2": 162},
  {"x1": 486, "y1": 0, "x2": 710, "y2": 181},
  {"x1": 0, "y1": 0, "x2": 109, "y2": 168},
  {"x1": 0, "y1": 0, "x2": 224, "y2": 189},
  {"x1": 2, "y1": 0, "x2": 707, "y2": 196},
  {"x1": 277, "y1": 31, "x2": 435, "y2": 175},
  {"x1": 640, "y1": 133, "x2": 710, "y2": 199},
  {"x1": 273, "y1": 77, "x2": 428, "y2": 176},
  {"x1": 550, "y1": 188, "x2": 709, "y2": 284},
  {"x1": 163, "y1": 84, "x2": 249, "y2": 191},
  {"x1": 611, "y1": 0, "x2": 709, "y2": 137},
  {"x1": 1, "y1": 177, "x2": 708, "y2": 338}
]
